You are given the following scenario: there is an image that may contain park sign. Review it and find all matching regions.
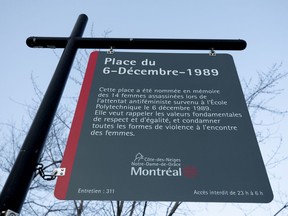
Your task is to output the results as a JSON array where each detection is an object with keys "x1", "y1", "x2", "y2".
[{"x1": 54, "y1": 51, "x2": 273, "y2": 203}]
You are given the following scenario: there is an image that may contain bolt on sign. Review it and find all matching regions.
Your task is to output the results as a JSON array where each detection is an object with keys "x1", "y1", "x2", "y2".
[{"x1": 54, "y1": 51, "x2": 273, "y2": 203}]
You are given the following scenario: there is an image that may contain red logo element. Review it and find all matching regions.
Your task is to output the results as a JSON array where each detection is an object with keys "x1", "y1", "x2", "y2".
[{"x1": 183, "y1": 165, "x2": 198, "y2": 179}]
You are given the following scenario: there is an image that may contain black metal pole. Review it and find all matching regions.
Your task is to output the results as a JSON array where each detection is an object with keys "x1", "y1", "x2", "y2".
[
  {"x1": 0, "y1": 14, "x2": 88, "y2": 215},
  {"x1": 26, "y1": 37, "x2": 247, "y2": 51}
]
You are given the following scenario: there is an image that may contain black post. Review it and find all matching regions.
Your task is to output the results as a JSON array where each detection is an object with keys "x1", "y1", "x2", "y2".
[{"x1": 0, "y1": 14, "x2": 88, "y2": 215}]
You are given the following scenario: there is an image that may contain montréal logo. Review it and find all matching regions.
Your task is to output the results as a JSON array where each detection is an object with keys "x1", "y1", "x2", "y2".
[
  {"x1": 134, "y1": 152, "x2": 144, "y2": 162},
  {"x1": 183, "y1": 165, "x2": 198, "y2": 179}
]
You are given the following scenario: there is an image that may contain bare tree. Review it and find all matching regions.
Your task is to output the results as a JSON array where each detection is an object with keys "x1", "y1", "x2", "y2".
[
  {"x1": 243, "y1": 63, "x2": 288, "y2": 169},
  {"x1": 1, "y1": 59, "x2": 287, "y2": 215},
  {"x1": 237, "y1": 63, "x2": 288, "y2": 215}
]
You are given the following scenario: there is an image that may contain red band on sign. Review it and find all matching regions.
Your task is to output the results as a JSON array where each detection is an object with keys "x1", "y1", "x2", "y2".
[{"x1": 54, "y1": 51, "x2": 99, "y2": 199}]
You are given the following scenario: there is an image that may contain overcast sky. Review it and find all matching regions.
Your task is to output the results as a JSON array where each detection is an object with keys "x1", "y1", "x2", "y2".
[{"x1": 1, "y1": 1, "x2": 288, "y2": 215}]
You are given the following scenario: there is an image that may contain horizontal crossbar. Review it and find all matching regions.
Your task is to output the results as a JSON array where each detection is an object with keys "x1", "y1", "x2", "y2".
[{"x1": 26, "y1": 37, "x2": 247, "y2": 51}]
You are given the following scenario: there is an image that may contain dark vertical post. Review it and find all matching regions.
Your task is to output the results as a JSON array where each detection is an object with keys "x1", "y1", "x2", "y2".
[{"x1": 0, "y1": 14, "x2": 88, "y2": 215}]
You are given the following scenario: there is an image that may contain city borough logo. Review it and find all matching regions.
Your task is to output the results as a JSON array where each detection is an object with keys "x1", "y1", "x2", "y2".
[{"x1": 130, "y1": 152, "x2": 198, "y2": 179}]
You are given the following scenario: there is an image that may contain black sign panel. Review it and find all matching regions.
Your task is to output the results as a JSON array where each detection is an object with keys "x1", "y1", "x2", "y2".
[{"x1": 55, "y1": 51, "x2": 273, "y2": 203}]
